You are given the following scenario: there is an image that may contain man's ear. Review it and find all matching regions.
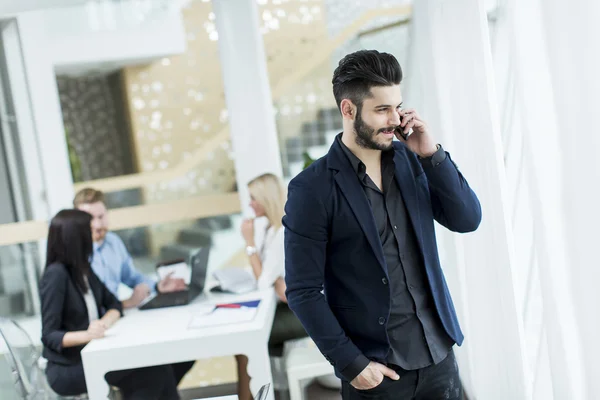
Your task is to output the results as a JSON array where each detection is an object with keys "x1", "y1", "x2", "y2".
[{"x1": 340, "y1": 99, "x2": 356, "y2": 120}]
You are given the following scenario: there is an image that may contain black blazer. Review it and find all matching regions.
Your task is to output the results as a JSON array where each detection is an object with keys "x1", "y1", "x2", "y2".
[
  {"x1": 284, "y1": 139, "x2": 481, "y2": 380},
  {"x1": 39, "y1": 262, "x2": 122, "y2": 365}
]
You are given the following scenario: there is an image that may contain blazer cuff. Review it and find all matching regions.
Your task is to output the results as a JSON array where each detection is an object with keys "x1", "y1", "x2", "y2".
[
  {"x1": 45, "y1": 330, "x2": 67, "y2": 353},
  {"x1": 339, "y1": 353, "x2": 370, "y2": 382}
]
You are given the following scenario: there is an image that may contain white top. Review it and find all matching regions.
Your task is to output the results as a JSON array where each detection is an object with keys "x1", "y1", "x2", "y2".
[
  {"x1": 256, "y1": 225, "x2": 284, "y2": 290},
  {"x1": 83, "y1": 276, "x2": 99, "y2": 323}
]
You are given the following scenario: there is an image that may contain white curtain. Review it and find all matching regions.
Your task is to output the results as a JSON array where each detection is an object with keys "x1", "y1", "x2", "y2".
[
  {"x1": 498, "y1": 0, "x2": 599, "y2": 397},
  {"x1": 404, "y1": 0, "x2": 529, "y2": 399},
  {"x1": 541, "y1": 1, "x2": 600, "y2": 396},
  {"x1": 406, "y1": 0, "x2": 599, "y2": 398}
]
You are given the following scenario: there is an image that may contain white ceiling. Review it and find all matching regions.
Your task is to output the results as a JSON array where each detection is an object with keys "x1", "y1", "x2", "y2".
[
  {"x1": 54, "y1": 56, "x2": 160, "y2": 77},
  {"x1": 0, "y1": 0, "x2": 93, "y2": 17}
]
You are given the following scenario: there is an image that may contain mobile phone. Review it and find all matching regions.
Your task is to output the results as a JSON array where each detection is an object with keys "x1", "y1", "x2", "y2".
[{"x1": 395, "y1": 114, "x2": 409, "y2": 140}]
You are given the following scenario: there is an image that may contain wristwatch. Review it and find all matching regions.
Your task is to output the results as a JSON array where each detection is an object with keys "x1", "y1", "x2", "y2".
[{"x1": 246, "y1": 246, "x2": 258, "y2": 256}]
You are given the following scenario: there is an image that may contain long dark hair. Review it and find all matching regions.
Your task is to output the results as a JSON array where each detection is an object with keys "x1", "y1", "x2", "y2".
[{"x1": 46, "y1": 209, "x2": 93, "y2": 292}]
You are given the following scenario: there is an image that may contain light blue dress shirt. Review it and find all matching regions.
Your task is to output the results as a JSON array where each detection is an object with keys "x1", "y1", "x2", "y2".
[{"x1": 91, "y1": 232, "x2": 156, "y2": 297}]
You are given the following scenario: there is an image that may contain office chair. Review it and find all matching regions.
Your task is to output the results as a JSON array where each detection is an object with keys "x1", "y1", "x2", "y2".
[
  {"x1": 255, "y1": 383, "x2": 270, "y2": 400},
  {"x1": 0, "y1": 318, "x2": 94, "y2": 399}
]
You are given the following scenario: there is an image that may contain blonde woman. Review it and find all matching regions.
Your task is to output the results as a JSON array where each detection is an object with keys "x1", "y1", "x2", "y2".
[{"x1": 235, "y1": 173, "x2": 306, "y2": 400}]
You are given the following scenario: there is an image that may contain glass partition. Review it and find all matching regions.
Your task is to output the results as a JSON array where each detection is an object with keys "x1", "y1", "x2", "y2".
[
  {"x1": 0, "y1": 243, "x2": 41, "y2": 319},
  {"x1": 263, "y1": 2, "x2": 413, "y2": 181}
]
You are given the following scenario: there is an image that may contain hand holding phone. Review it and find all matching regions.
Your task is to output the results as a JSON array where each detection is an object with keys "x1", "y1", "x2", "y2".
[
  {"x1": 395, "y1": 112, "x2": 409, "y2": 141},
  {"x1": 394, "y1": 108, "x2": 439, "y2": 158}
]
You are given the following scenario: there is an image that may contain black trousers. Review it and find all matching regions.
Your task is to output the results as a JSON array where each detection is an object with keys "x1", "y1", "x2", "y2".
[
  {"x1": 46, "y1": 360, "x2": 189, "y2": 400},
  {"x1": 341, "y1": 350, "x2": 462, "y2": 400},
  {"x1": 268, "y1": 302, "x2": 308, "y2": 356},
  {"x1": 171, "y1": 361, "x2": 195, "y2": 384}
]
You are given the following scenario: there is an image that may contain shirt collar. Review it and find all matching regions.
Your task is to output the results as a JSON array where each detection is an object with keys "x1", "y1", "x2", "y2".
[
  {"x1": 336, "y1": 134, "x2": 395, "y2": 180},
  {"x1": 94, "y1": 236, "x2": 108, "y2": 252}
]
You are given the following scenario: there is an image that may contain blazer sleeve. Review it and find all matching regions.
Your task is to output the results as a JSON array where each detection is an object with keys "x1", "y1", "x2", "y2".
[
  {"x1": 283, "y1": 174, "x2": 366, "y2": 381},
  {"x1": 39, "y1": 265, "x2": 68, "y2": 354},
  {"x1": 92, "y1": 272, "x2": 123, "y2": 317},
  {"x1": 421, "y1": 149, "x2": 482, "y2": 233}
]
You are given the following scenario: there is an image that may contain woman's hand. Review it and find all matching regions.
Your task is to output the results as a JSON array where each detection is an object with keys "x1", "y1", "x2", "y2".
[
  {"x1": 241, "y1": 218, "x2": 255, "y2": 245},
  {"x1": 274, "y1": 277, "x2": 287, "y2": 302},
  {"x1": 86, "y1": 320, "x2": 106, "y2": 340}
]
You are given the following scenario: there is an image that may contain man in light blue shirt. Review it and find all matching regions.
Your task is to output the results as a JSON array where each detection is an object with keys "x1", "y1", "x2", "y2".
[
  {"x1": 74, "y1": 188, "x2": 186, "y2": 308},
  {"x1": 92, "y1": 231, "x2": 158, "y2": 308},
  {"x1": 74, "y1": 188, "x2": 193, "y2": 384}
]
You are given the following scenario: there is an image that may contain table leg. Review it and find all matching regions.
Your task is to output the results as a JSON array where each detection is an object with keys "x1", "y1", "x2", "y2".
[
  {"x1": 246, "y1": 345, "x2": 275, "y2": 400},
  {"x1": 82, "y1": 356, "x2": 110, "y2": 400},
  {"x1": 288, "y1": 373, "x2": 304, "y2": 400},
  {"x1": 287, "y1": 370, "x2": 304, "y2": 400}
]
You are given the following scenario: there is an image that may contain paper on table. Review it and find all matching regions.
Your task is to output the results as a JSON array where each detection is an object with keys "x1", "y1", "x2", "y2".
[
  {"x1": 157, "y1": 262, "x2": 190, "y2": 284},
  {"x1": 188, "y1": 306, "x2": 258, "y2": 329},
  {"x1": 193, "y1": 304, "x2": 215, "y2": 315}
]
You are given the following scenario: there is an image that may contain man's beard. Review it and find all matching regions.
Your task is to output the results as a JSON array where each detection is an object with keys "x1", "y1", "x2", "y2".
[{"x1": 354, "y1": 108, "x2": 396, "y2": 151}]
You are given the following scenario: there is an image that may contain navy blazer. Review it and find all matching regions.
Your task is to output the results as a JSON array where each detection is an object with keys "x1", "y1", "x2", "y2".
[{"x1": 283, "y1": 138, "x2": 481, "y2": 381}]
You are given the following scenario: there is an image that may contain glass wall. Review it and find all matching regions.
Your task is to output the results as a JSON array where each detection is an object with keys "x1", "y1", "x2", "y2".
[
  {"x1": 0, "y1": 19, "x2": 40, "y2": 318},
  {"x1": 260, "y1": 0, "x2": 412, "y2": 181}
]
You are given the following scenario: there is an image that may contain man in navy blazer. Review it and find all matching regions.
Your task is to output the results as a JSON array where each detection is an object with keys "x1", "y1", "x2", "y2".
[{"x1": 283, "y1": 50, "x2": 481, "y2": 399}]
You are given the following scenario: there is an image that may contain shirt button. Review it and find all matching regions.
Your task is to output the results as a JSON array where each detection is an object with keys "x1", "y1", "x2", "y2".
[
  {"x1": 382, "y1": 278, "x2": 388, "y2": 285},
  {"x1": 393, "y1": 225, "x2": 398, "y2": 229},
  {"x1": 378, "y1": 317, "x2": 386, "y2": 325},
  {"x1": 409, "y1": 284, "x2": 415, "y2": 289}
]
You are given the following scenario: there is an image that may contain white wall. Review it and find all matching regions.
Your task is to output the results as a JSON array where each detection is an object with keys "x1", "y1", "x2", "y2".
[
  {"x1": 45, "y1": 1, "x2": 186, "y2": 72},
  {"x1": 15, "y1": 13, "x2": 75, "y2": 218},
  {"x1": 213, "y1": 0, "x2": 282, "y2": 218},
  {"x1": 7, "y1": 2, "x2": 187, "y2": 222}
]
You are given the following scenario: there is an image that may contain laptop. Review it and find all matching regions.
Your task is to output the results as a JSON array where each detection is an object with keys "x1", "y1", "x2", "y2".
[{"x1": 139, "y1": 247, "x2": 210, "y2": 311}]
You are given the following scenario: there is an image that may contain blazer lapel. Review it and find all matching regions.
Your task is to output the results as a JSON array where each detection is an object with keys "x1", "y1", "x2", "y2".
[
  {"x1": 334, "y1": 170, "x2": 387, "y2": 271},
  {"x1": 329, "y1": 146, "x2": 387, "y2": 272},
  {"x1": 393, "y1": 149, "x2": 425, "y2": 251}
]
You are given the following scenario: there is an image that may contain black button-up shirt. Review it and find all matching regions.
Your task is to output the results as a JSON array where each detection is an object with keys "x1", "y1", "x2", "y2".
[{"x1": 337, "y1": 136, "x2": 454, "y2": 376}]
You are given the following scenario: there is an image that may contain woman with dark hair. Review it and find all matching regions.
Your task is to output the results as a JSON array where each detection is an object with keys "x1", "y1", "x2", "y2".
[{"x1": 40, "y1": 209, "x2": 180, "y2": 400}]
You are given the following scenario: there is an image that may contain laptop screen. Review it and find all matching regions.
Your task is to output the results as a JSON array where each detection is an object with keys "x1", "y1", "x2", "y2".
[{"x1": 188, "y1": 247, "x2": 210, "y2": 297}]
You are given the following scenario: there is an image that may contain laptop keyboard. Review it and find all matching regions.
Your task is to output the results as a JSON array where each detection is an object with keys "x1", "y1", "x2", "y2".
[{"x1": 140, "y1": 291, "x2": 189, "y2": 310}]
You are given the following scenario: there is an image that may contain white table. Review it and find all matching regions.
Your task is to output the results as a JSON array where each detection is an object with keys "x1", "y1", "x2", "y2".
[{"x1": 81, "y1": 289, "x2": 277, "y2": 400}]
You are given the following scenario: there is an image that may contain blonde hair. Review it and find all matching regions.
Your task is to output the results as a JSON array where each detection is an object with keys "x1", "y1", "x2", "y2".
[
  {"x1": 247, "y1": 173, "x2": 286, "y2": 228},
  {"x1": 73, "y1": 188, "x2": 105, "y2": 208}
]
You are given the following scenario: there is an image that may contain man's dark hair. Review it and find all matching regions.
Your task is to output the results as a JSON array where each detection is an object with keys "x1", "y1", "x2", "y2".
[
  {"x1": 332, "y1": 50, "x2": 403, "y2": 112},
  {"x1": 46, "y1": 209, "x2": 93, "y2": 293}
]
